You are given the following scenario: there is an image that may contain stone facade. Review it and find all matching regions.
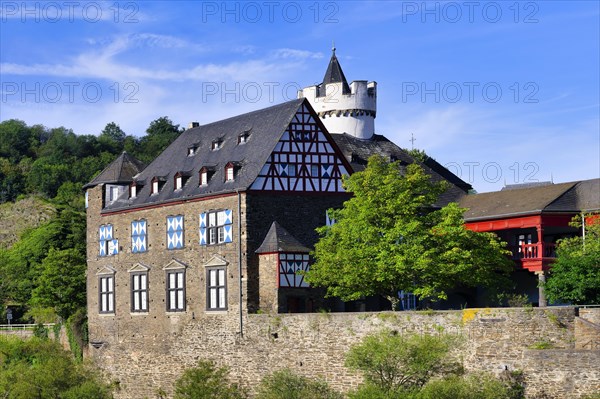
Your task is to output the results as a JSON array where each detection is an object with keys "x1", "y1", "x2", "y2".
[{"x1": 87, "y1": 306, "x2": 600, "y2": 399}]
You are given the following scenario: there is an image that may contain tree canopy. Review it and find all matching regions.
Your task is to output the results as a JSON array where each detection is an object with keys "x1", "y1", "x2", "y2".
[
  {"x1": 545, "y1": 215, "x2": 600, "y2": 305},
  {"x1": 306, "y1": 155, "x2": 512, "y2": 307}
]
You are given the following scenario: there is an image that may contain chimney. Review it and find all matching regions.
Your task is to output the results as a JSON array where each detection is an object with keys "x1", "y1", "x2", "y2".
[{"x1": 188, "y1": 122, "x2": 200, "y2": 129}]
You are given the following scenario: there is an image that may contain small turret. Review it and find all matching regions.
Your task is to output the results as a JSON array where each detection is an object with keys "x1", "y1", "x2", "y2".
[{"x1": 298, "y1": 47, "x2": 377, "y2": 140}]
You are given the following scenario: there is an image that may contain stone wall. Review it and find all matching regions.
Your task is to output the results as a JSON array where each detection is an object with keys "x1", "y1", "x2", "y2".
[{"x1": 88, "y1": 306, "x2": 600, "y2": 399}]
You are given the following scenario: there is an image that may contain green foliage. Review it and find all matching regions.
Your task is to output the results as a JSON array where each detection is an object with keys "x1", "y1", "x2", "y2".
[
  {"x1": 137, "y1": 116, "x2": 183, "y2": 163},
  {"x1": 0, "y1": 335, "x2": 112, "y2": 398},
  {"x1": 345, "y1": 330, "x2": 462, "y2": 393},
  {"x1": 545, "y1": 215, "x2": 600, "y2": 304},
  {"x1": 415, "y1": 373, "x2": 523, "y2": 399},
  {"x1": 33, "y1": 323, "x2": 49, "y2": 339},
  {"x1": 307, "y1": 155, "x2": 512, "y2": 306},
  {"x1": 65, "y1": 308, "x2": 88, "y2": 360},
  {"x1": 30, "y1": 248, "x2": 87, "y2": 320},
  {"x1": 174, "y1": 360, "x2": 247, "y2": 399},
  {"x1": 257, "y1": 369, "x2": 342, "y2": 399}
]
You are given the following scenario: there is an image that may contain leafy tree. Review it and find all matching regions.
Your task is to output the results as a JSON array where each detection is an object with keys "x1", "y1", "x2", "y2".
[
  {"x1": 137, "y1": 116, "x2": 182, "y2": 163},
  {"x1": 345, "y1": 331, "x2": 462, "y2": 394},
  {"x1": 30, "y1": 248, "x2": 86, "y2": 320},
  {"x1": 258, "y1": 369, "x2": 342, "y2": 399},
  {"x1": 174, "y1": 360, "x2": 247, "y2": 399},
  {"x1": 306, "y1": 155, "x2": 512, "y2": 307},
  {"x1": 545, "y1": 215, "x2": 600, "y2": 304},
  {"x1": 100, "y1": 122, "x2": 126, "y2": 144}
]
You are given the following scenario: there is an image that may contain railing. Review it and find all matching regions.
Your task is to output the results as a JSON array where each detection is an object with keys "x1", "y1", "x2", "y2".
[
  {"x1": 508, "y1": 243, "x2": 556, "y2": 260},
  {"x1": 0, "y1": 323, "x2": 55, "y2": 331}
]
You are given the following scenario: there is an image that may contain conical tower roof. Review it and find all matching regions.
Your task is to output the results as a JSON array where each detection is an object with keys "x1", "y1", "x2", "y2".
[
  {"x1": 322, "y1": 47, "x2": 350, "y2": 94},
  {"x1": 84, "y1": 151, "x2": 145, "y2": 189},
  {"x1": 255, "y1": 221, "x2": 311, "y2": 254}
]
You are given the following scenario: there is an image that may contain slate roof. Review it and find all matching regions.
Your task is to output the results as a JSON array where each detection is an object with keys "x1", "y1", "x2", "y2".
[
  {"x1": 459, "y1": 179, "x2": 600, "y2": 221},
  {"x1": 255, "y1": 221, "x2": 311, "y2": 254},
  {"x1": 83, "y1": 151, "x2": 145, "y2": 189},
  {"x1": 331, "y1": 133, "x2": 469, "y2": 206},
  {"x1": 101, "y1": 98, "x2": 306, "y2": 212},
  {"x1": 321, "y1": 50, "x2": 350, "y2": 94}
]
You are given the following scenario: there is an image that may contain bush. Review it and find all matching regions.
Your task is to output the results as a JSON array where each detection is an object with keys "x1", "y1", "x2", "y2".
[
  {"x1": 257, "y1": 369, "x2": 342, "y2": 399},
  {"x1": 0, "y1": 335, "x2": 112, "y2": 399},
  {"x1": 416, "y1": 373, "x2": 522, "y2": 399},
  {"x1": 345, "y1": 331, "x2": 462, "y2": 393},
  {"x1": 174, "y1": 360, "x2": 247, "y2": 399}
]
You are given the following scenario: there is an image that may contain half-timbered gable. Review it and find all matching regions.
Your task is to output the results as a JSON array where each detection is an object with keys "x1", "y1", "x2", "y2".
[{"x1": 250, "y1": 103, "x2": 350, "y2": 193}]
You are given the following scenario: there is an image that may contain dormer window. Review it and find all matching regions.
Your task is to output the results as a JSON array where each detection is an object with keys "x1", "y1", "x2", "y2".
[
  {"x1": 130, "y1": 184, "x2": 137, "y2": 198},
  {"x1": 211, "y1": 139, "x2": 223, "y2": 151},
  {"x1": 151, "y1": 177, "x2": 165, "y2": 195},
  {"x1": 199, "y1": 166, "x2": 215, "y2": 187},
  {"x1": 174, "y1": 172, "x2": 190, "y2": 191},
  {"x1": 187, "y1": 145, "x2": 198, "y2": 156},
  {"x1": 225, "y1": 164, "x2": 234, "y2": 181},
  {"x1": 238, "y1": 130, "x2": 250, "y2": 144}
]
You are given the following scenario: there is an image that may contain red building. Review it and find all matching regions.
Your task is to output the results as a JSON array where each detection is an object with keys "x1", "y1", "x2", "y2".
[{"x1": 459, "y1": 179, "x2": 599, "y2": 306}]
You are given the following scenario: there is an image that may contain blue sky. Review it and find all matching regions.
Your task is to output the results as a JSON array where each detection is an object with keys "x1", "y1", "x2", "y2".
[{"x1": 1, "y1": 0, "x2": 598, "y2": 192}]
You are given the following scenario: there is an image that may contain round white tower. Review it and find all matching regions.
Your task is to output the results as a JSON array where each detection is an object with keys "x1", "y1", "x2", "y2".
[{"x1": 298, "y1": 47, "x2": 377, "y2": 140}]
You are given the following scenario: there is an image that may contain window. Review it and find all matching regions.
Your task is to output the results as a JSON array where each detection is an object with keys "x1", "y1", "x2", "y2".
[
  {"x1": 131, "y1": 273, "x2": 148, "y2": 312},
  {"x1": 238, "y1": 132, "x2": 250, "y2": 144},
  {"x1": 151, "y1": 177, "x2": 165, "y2": 195},
  {"x1": 207, "y1": 268, "x2": 227, "y2": 310},
  {"x1": 130, "y1": 184, "x2": 137, "y2": 199},
  {"x1": 200, "y1": 170, "x2": 208, "y2": 186},
  {"x1": 99, "y1": 275, "x2": 115, "y2": 313},
  {"x1": 279, "y1": 253, "x2": 310, "y2": 287},
  {"x1": 152, "y1": 180, "x2": 159, "y2": 194},
  {"x1": 199, "y1": 210, "x2": 233, "y2": 245},
  {"x1": 212, "y1": 140, "x2": 222, "y2": 151},
  {"x1": 99, "y1": 224, "x2": 118, "y2": 257},
  {"x1": 175, "y1": 176, "x2": 183, "y2": 190},
  {"x1": 225, "y1": 165, "x2": 234, "y2": 181},
  {"x1": 278, "y1": 163, "x2": 296, "y2": 177},
  {"x1": 131, "y1": 220, "x2": 147, "y2": 253},
  {"x1": 174, "y1": 172, "x2": 190, "y2": 191},
  {"x1": 166, "y1": 270, "x2": 185, "y2": 311},
  {"x1": 167, "y1": 216, "x2": 184, "y2": 250},
  {"x1": 187, "y1": 145, "x2": 198, "y2": 156}
]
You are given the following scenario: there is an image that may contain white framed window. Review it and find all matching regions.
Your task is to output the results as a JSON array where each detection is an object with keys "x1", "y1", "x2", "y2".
[
  {"x1": 207, "y1": 268, "x2": 227, "y2": 310},
  {"x1": 175, "y1": 176, "x2": 182, "y2": 190},
  {"x1": 200, "y1": 210, "x2": 233, "y2": 245},
  {"x1": 99, "y1": 224, "x2": 118, "y2": 256},
  {"x1": 166, "y1": 270, "x2": 185, "y2": 312},
  {"x1": 130, "y1": 184, "x2": 137, "y2": 198},
  {"x1": 152, "y1": 180, "x2": 159, "y2": 194},
  {"x1": 131, "y1": 273, "x2": 148, "y2": 312},
  {"x1": 225, "y1": 166, "x2": 234, "y2": 181},
  {"x1": 99, "y1": 275, "x2": 115, "y2": 314},
  {"x1": 200, "y1": 171, "x2": 208, "y2": 185}
]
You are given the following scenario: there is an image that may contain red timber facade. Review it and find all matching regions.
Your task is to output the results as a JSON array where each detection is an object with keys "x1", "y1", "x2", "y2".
[{"x1": 460, "y1": 179, "x2": 600, "y2": 305}]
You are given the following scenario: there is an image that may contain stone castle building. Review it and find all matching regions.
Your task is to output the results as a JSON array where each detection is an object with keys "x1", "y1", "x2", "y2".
[{"x1": 83, "y1": 50, "x2": 600, "y2": 399}]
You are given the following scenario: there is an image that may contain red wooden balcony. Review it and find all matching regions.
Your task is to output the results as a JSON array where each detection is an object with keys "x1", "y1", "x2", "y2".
[{"x1": 508, "y1": 243, "x2": 556, "y2": 272}]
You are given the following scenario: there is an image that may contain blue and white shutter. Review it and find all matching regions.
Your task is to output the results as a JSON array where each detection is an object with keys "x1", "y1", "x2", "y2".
[
  {"x1": 167, "y1": 216, "x2": 184, "y2": 249},
  {"x1": 132, "y1": 220, "x2": 147, "y2": 253},
  {"x1": 223, "y1": 210, "x2": 233, "y2": 243},
  {"x1": 199, "y1": 213, "x2": 207, "y2": 245}
]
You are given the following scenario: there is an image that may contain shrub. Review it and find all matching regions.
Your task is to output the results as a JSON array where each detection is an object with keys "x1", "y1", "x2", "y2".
[
  {"x1": 257, "y1": 368, "x2": 342, "y2": 399},
  {"x1": 174, "y1": 360, "x2": 247, "y2": 399},
  {"x1": 345, "y1": 331, "x2": 462, "y2": 393},
  {"x1": 416, "y1": 373, "x2": 523, "y2": 399}
]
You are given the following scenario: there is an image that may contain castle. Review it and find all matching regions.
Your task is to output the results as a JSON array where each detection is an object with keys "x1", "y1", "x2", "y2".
[{"x1": 84, "y1": 49, "x2": 600, "y2": 399}]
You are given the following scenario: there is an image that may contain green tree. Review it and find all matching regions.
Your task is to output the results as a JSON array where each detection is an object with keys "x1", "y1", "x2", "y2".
[
  {"x1": 30, "y1": 248, "x2": 86, "y2": 320},
  {"x1": 137, "y1": 116, "x2": 182, "y2": 163},
  {"x1": 257, "y1": 369, "x2": 342, "y2": 399},
  {"x1": 545, "y1": 215, "x2": 600, "y2": 304},
  {"x1": 306, "y1": 155, "x2": 512, "y2": 307},
  {"x1": 415, "y1": 373, "x2": 523, "y2": 399},
  {"x1": 174, "y1": 360, "x2": 247, "y2": 399},
  {"x1": 345, "y1": 331, "x2": 462, "y2": 394}
]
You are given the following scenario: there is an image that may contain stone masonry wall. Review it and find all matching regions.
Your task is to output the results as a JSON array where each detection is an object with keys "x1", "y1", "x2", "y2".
[{"x1": 88, "y1": 306, "x2": 600, "y2": 399}]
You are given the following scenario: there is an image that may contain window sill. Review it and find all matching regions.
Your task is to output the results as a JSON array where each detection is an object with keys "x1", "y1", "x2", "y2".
[
  {"x1": 130, "y1": 312, "x2": 149, "y2": 316},
  {"x1": 205, "y1": 310, "x2": 228, "y2": 315}
]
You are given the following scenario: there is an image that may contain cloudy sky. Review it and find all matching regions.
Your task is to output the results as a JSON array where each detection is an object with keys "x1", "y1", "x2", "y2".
[{"x1": 1, "y1": 1, "x2": 598, "y2": 192}]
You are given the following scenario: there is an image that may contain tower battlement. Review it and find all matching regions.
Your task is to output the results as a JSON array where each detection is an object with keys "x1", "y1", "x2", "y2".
[{"x1": 298, "y1": 49, "x2": 377, "y2": 140}]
